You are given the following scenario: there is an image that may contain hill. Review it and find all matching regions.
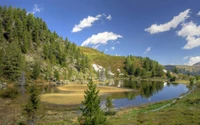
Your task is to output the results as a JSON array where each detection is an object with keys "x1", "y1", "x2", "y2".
[
  {"x1": 193, "y1": 62, "x2": 200, "y2": 66},
  {"x1": 79, "y1": 47, "x2": 164, "y2": 77},
  {"x1": 0, "y1": 6, "x2": 91, "y2": 83},
  {"x1": 164, "y1": 65, "x2": 200, "y2": 75},
  {"x1": 79, "y1": 47, "x2": 126, "y2": 74}
]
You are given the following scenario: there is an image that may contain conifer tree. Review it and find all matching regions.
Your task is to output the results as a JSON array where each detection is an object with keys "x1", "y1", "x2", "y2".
[
  {"x1": 166, "y1": 70, "x2": 172, "y2": 78},
  {"x1": 23, "y1": 85, "x2": 40, "y2": 125},
  {"x1": 54, "y1": 69, "x2": 59, "y2": 81},
  {"x1": 31, "y1": 61, "x2": 41, "y2": 80},
  {"x1": 2, "y1": 41, "x2": 23, "y2": 80},
  {"x1": 79, "y1": 80, "x2": 106, "y2": 125}
]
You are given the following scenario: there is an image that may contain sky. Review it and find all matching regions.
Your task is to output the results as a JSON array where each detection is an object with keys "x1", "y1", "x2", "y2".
[{"x1": 1, "y1": 0, "x2": 200, "y2": 65}]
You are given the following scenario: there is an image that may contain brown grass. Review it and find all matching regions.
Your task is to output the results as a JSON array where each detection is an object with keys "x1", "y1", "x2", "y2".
[{"x1": 41, "y1": 84, "x2": 133, "y2": 105}]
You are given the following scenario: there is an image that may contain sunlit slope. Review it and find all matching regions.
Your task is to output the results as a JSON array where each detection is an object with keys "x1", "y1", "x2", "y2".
[{"x1": 79, "y1": 47, "x2": 126, "y2": 74}]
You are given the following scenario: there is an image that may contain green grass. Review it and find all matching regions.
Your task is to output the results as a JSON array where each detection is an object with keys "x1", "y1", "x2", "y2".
[
  {"x1": 79, "y1": 47, "x2": 126, "y2": 74},
  {"x1": 108, "y1": 84, "x2": 200, "y2": 125}
]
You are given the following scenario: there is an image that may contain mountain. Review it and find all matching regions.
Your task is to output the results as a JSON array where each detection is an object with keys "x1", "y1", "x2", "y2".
[
  {"x1": 164, "y1": 65, "x2": 200, "y2": 75},
  {"x1": 193, "y1": 62, "x2": 200, "y2": 66}
]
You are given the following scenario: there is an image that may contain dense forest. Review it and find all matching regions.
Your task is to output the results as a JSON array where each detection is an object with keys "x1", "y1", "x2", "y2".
[
  {"x1": 0, "y1": 6, "x2": 90, "y2": 82},
  {"x1": 124, "y1": 56, "x2": 164, "y2": 77}
]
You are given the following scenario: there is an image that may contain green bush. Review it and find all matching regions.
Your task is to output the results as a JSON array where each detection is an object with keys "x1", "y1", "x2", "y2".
[
  {"x1": 0, "y1": 87, "x2": 19, "y2": 99},
  {"x1": 170, "y1": 76, "x2": 176, "y2": 82}
]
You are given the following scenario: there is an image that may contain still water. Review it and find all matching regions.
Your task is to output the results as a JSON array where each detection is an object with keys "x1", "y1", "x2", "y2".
[{"x1": 101, "y1": 80, "x2": 189, "y2": 108}]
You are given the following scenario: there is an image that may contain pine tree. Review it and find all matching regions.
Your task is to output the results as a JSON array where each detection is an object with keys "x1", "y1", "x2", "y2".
[
  {"x1": 54, "y1": 69, "x2": 59, "y2": 81},
  {"x1": 135, "y1": 68, "x2": 141, "y2": 77},
  {"x1": 2, "y1": 41, "x2": 23, "y2": 80},
  {"x1": 152, "y1": 70, "x2": 156, "y2": 78},
  {"x1": 31, "y1": 61, "x2": 41, "y2": 80},
  {"x1": 166, "y1": 70, "x2": 172, "y2": 78},
  {"x1": 79, "y1": 80, "x2": 106, "y2": 125},
  {"x1": 23, "y1": 85, "x2": 40, "y2": 125}
]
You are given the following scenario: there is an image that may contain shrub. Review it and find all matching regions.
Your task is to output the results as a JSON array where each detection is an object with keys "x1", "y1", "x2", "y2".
[
  {"x1": 0, "y1": 87, "x2": 19, "y2": 99},
  {"x1": 170, "y1": 76, "x2": 176, "y2": 82}
]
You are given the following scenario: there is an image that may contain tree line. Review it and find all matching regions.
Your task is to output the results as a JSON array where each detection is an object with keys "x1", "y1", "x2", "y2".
[{"x1": 124, "y1": 56, "x2": 164, "y2": 77}]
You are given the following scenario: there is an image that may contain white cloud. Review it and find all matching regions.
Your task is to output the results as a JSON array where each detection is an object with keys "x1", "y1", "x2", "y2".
[
  {"x1": 145, "y1": 9, "x2": 190, "y2": 34},
  {"x1": 107, "y1": 14, "x2": 112, "y2": 20},
  {"x1": 186, "y1": 56, "x2": 200, "y2": 65},
  {"x1": 177, "y1": 21, "x2": 200, "y2": 49},
  {"x1": 81, "y1": 32, "x2": 123, "y2": 46},
  {"x1": 115, "y1": 54, "x2": 120, "y2": 56},
  {"x1": 72, "y1": 14, "x2": 101, "y2": 32},
  {"x1": 183, "y1": 56, "x2": 190, "y2": 60},
  {"x1": 105, "y1": 49, "x2": 108, "y2": 52},
  {"x1": 72, "y1": 14, "x2": 112, "y2": 32},
  {"x1": 197, "y1": 11, "x2": 200, "y2": 16},
  {"x1": 144, "y1": 47, "x2": 151, "y2": 54},
  {"x1": 27, "y1": 4, "x2": 43, "y2": 15},
  {"x1": 111, "y1": 46, "x2": 115, "y2": 50},
  {"x1": 93, "y1": 44, "x2": 100, "y2": 49}
]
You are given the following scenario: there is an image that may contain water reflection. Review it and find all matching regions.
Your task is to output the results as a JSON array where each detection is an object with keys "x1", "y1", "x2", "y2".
[{"x1": 103, "y1": 79, "x2": 189, "y2": 108}]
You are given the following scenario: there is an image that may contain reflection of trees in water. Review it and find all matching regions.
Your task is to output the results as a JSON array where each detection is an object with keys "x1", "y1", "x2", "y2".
[
  {"x1": 112, "y1": 79, "x2": 169, "y2": 99},
  {"x1": 121, "y1": 80, "x2": 164, "y2": 99},
  {"x1": 140, "y1": 81, "x2": 164, "y2": 99},
  {"x1": 126, "y1": 92, "x2": 136, "y2": 100},
  {"x1": 171, "y1": 83, "x2": 179, "y2": 86}
]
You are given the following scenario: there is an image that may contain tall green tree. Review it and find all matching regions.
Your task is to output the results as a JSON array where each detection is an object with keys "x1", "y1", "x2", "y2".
[
  {"x1": 31, "y1": 61, "x2": 41, "y2": 80},
  {"x1": 79, "y1": 80, "x2": 106, "y2": 125},
  {"x1": 1, "y1": 41, "x2": 23, "y2": 80},
  {"x1": 166, "y1": 70, "x2": 172, "y2": 78},
  {"x1": 23, "y1": 85, "x2": 40, "y2": 125},
  {"x1": 54, "y1": 69, "x2": 59, "y2": 81}
]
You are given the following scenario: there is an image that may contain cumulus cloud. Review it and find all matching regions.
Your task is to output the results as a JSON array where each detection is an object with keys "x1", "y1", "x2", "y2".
[
  {"x1": 27, "y1": 4, "x2": 43, "y2": 15},
  {"x1": 144, "y1": 47, "x2": 151, "y2": 54},
  {"x1": 106, "y1": 14, "x2": 112, "y2": 20},
  {"x1": 81, "y1": 32, "x2": 123, "y2": 46},
  {"x1": 186, "y1": 56, "x2": 200, "y2": 65},
  {"x1": 72, "y1": 14, "x2": 112, "y2": 32},
  {"x1": 145, "y1": 9, "x2": 190, "y2": 34},
  {"x1": 177, "y1": 21, "x2": 200, "y2": 49},
  {"x1": 197, "y1": 11, "x2": 200, "y2": 16},
  {"x1": 111, "y1": 46, "x2": 115, "y2": 50},
  {"x1": 72, "y1": 14, "x2": 101, "y2": 32}
]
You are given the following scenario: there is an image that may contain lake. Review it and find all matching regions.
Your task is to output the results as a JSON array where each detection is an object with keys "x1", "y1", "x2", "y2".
[{"x1": 100, "y1": 79, "x2": 189, "y2": 109}]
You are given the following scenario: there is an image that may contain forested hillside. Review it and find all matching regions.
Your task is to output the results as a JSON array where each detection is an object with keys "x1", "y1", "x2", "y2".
[
  {"x1": 124, "y1": 56, "x2": 164, "y2": 77},
  {"x1": 80, "y1": 47, "x2": 164, "y2": 77},
  {"x1": 0, "y1": 6, "x2": 90, "y2": 82}
]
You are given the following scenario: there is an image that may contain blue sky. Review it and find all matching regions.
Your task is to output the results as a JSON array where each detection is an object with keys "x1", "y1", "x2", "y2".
[{"x1": 1, "y1": 0, "x2": 200, "y2": 65}]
